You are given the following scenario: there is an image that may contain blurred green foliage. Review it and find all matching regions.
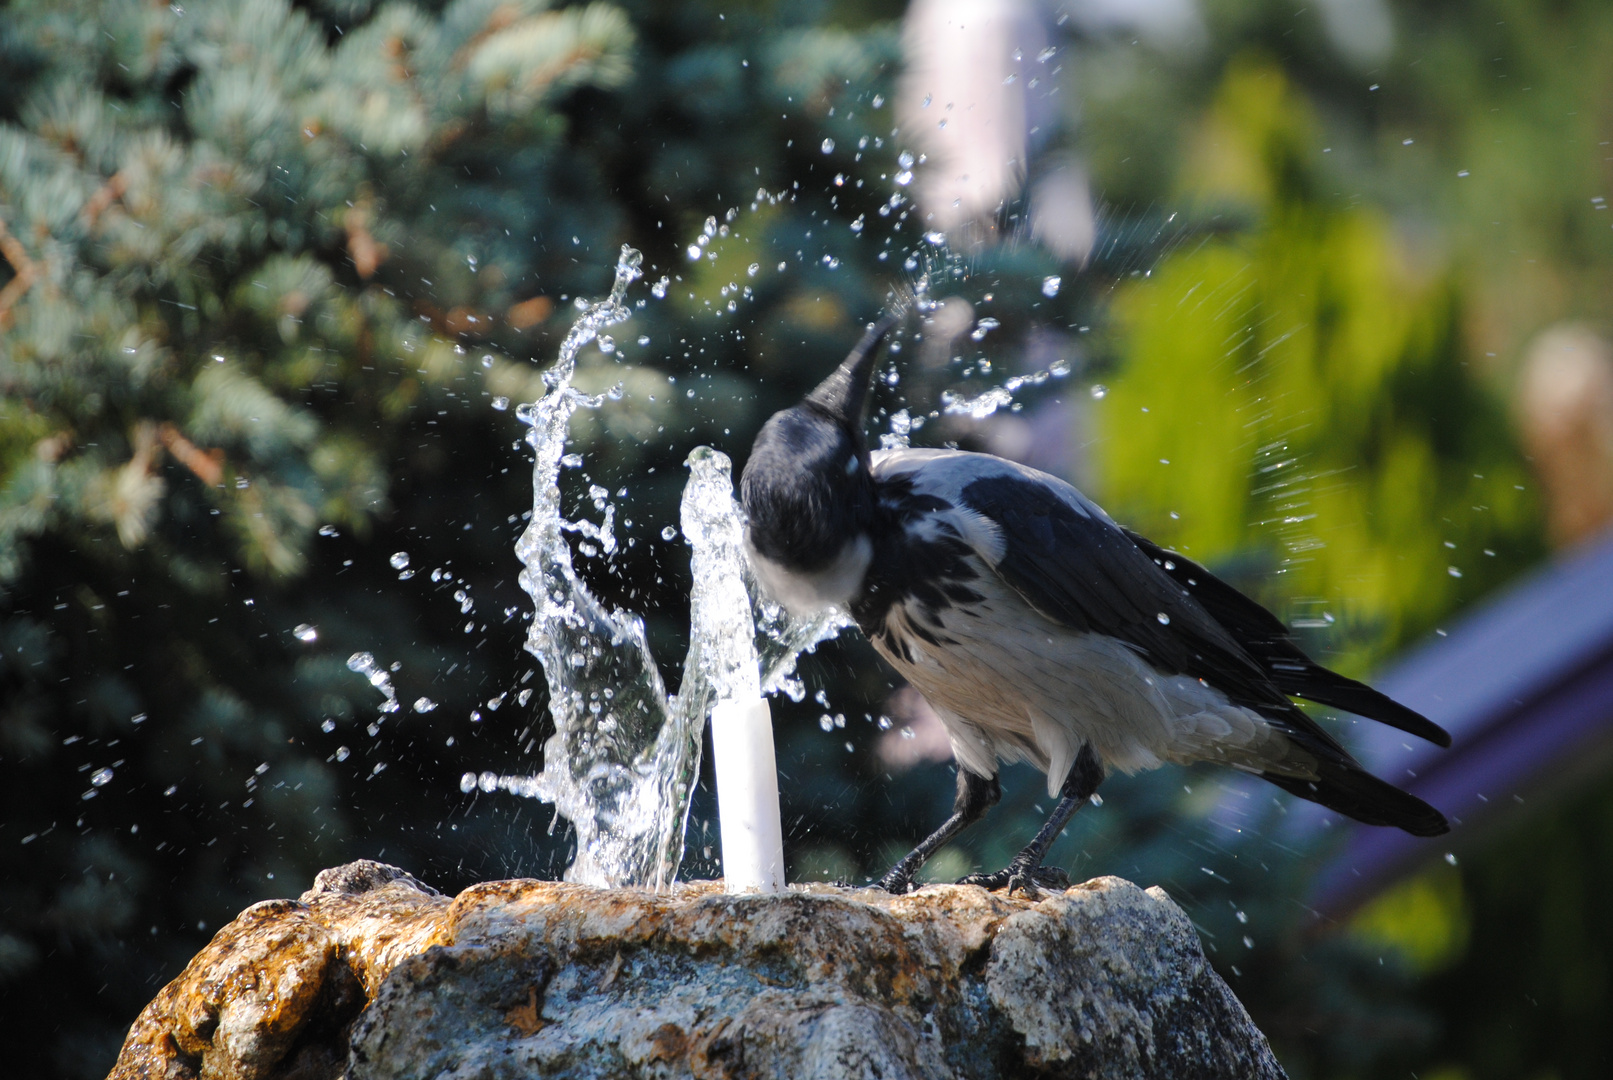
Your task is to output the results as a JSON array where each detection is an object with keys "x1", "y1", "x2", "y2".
[
  {"x1": 1096, "y1": 59, "x2": 1540, "y2": 671},
  {"x1": 0, "y1": 1, "x2": 1608, "y2": 1079}
]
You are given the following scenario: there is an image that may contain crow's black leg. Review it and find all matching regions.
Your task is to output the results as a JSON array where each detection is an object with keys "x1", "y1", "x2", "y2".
[
  {"x1": 877, "y1": 768, "x2": 1001, "y2": 894},
  {"x1": 959, "y1": 743, "x2": 1104, "y2": 898}
]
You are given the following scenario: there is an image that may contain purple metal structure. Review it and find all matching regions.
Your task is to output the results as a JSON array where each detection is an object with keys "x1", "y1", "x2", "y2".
[{"x1": 1305, "y1": 531, "x2": 1613, "y2": 917}]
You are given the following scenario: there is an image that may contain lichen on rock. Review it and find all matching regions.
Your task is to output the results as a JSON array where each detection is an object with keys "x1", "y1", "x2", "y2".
[{"x1": 110, "y1": 862, "x2": 1285, "y2": 1080}]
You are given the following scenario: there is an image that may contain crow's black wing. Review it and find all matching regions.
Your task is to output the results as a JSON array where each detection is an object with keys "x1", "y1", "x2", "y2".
[
  {"x1": 951, "y1": 465, "x2": 1447, "y2": 837},
  {"x1": 957, "y1": 472, "x2": 1297, "y2": 717},
  {"x1": 1123, "y1": 531, "x2": 1452, "y2": 748}
]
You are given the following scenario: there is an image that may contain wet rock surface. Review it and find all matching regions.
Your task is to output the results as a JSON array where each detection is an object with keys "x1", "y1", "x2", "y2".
[{"x1": 110, "y1": 862, "x2": 1285, "y2": 1080}]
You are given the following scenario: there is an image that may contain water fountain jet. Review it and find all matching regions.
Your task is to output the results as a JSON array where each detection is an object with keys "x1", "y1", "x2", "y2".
[{"x1": 484, "y1": 245, "x2": 847, "y2": 890}]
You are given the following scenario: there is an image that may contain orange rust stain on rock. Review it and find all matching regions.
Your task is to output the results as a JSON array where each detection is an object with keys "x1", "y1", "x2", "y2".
[
  {"x1": 646, "y1": 1022, "x2": 689, "y2": 1061},
  {"x1": 504, "y1": 986, "x2": 545, "y2": 1036}
]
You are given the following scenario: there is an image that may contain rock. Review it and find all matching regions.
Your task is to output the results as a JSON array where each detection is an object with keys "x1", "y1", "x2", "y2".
[
  {"x1": 110, "y1": 864, "x2": 1285, "y2": 1080},
  {"x1": 112, "y1": 865, "x2": 449, "y2": 1080}
]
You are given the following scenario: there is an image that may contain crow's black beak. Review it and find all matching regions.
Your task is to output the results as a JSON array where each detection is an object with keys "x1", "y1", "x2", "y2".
[{"x1": 804, "y1": 313, "x2": 902, "y2": 430}]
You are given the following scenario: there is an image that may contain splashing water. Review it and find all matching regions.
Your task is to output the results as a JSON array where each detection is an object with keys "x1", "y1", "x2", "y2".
[
  {"x1": 488, "y1": 245, "x2": 845, "y2": 890},
  {"x1": 347, "y1": 652, "x2": 400, "y2": 715},
  {"x1": 938, "y1": 356, "x2": 1074, "y2": 420}
]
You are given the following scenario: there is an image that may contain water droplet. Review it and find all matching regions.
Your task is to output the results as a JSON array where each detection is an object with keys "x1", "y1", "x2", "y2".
[
  {"x1": 460, "y1": 772, "x2": 477, "y2": 793},
  {"x1": 90, "y1": 766, "x2": 114, "y2": 787},
  {"x1": 335, "y1": 746, "x2": 350, "y2": 762},
  {"x1": 747, "y1": 263, "x2": 760, "y2": 277},
  {"x1": 413, "y1": 697, "x2": 437, "y2": 713},
  {"x1": 819, "y1": 714, "x2": 834, "y2": 732},
  {"x1": 895, "y1": 170, "x2": 913, "y2": 186},
  {"x1": 1089, "y1": 792, "x2": 1103, "y2": 806},
  {"x1": 321, "y1": 719, "x2": 336, "y2": 733},
  {"x1": 1445, "y1": 852, "x2": 1458, "y2": 865},
  {"x1": 924, "y1": 231, "x2": 946, "y2": 245},
  {"x1": 637, "y1": 335, "x2": 650, "y2": 346},
  {"x1": 1448, "y1": 566, "x2": 1463, "y2": 578},
  {"x1": 318, "y1": 525, "x2": 338, "y2": 537},
  {"x1": 517, "y1": 689, "x2": 534, "y2": 706},
  {"x1": 1041, "y1": 275, "x2": 1062, "y2": 297},
  {"x1": 661, "y1": 526, "x2": 678, "y2": 541},
  {"x1": 389, "y1": 552, "x2": 410, "y2": 570},
  {"x1": 821, "y1": 137, "x2": 835, "y2": 153},
  {"x1": 481, "y1": 354, "x2": 494, "y2": 368},
  {"x1": 1243, "y1": 935, "x2": 1255, "y2": 949},
  {"x1": 479, "y1": 771, "x2": 498, "y2": 792},
  {"x1": 1157, "y1": 612, "x2": 1171, "y2": 625},
  {"x1": 491, "y1": 396, "x2": 510, "y2": 411},
  {"x1": 598, "y1": 335, "x2": 615, "y2": 354},
  {"x1": 1090, "y1": 384, "x2": 1107, "y2": 399},
  {"x1": 292, "y1": 623, "x2": 318, "y2": 642},
  {"x1": 651, "y1": 276, "x2": 669, "y2": 298}
]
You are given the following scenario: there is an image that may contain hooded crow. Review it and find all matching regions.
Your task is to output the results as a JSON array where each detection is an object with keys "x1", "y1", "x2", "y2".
[{"x1": 740, "y1": 316, "x2": 1451, "y2": 895}]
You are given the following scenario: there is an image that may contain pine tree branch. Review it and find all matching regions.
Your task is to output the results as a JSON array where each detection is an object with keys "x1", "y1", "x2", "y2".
[
  {"x1": 345, "y1": 201, "x2": 389, "y2": 280},
  {"x1": 0, "y1": 217, "x2": 38, "y2": 327},
  {"x1": 80, "y1": 172, "x2": 129, "y2": 231},
  {"x1": 157, "y1": 423, "x2": 225, "y2": 488}
]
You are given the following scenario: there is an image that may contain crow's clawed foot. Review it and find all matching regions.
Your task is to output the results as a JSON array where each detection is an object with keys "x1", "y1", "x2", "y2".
[
  {"x1": 876, "y1": 868, "x2": 917, "y2": 895},
  {"x1": 958, "y1": 862, "x2": 1070, "y2": 898}
]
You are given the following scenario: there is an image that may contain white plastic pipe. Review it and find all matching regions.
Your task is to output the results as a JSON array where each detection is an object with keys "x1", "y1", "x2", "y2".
[{"x1": 710, "y1": 697, "x2": 786, "y2": 893}]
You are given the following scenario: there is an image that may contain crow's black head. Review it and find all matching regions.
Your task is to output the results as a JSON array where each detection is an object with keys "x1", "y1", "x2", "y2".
[{"x1": 741, "y1": 316, "x2": 897, "y2": 574}]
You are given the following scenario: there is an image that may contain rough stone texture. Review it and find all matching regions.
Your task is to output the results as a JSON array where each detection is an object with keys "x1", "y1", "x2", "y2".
[
  {"x1": 112, "y1": 864, "x2": 449, "y2": 1080},
  {"x1": 110, "y1": 865, "x2": 1285, "y2": 1080}
]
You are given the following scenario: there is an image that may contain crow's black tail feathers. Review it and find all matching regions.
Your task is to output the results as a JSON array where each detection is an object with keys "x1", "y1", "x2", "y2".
[
  {"x1": 1266, "y1": 661, "x2": 1452, "y2": 749},
  {"x1": 1261, "y1": 758, "x2": 1450, "y2": 837},
  {"x1": 1123, "y1": 530, "x2": 1452, "y2": 748}
]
